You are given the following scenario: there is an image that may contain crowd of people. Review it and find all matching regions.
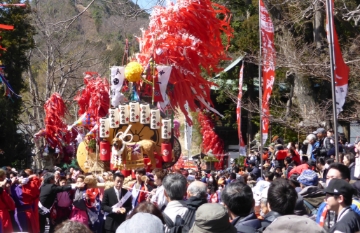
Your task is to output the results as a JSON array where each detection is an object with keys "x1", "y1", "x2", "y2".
[{"x1": 0, "y1": 127, "x2": 360, "y2": 233}]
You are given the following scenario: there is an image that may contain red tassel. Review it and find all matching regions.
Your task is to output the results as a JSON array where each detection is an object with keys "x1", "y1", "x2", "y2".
[{"x1": 137, "y1": 0, "x2": 233, "y2": 125}]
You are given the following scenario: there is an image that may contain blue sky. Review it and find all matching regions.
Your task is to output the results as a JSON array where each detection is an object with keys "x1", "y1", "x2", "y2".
[{"x1": 133, "y1": 0, "x2": 176, "y2": 10}]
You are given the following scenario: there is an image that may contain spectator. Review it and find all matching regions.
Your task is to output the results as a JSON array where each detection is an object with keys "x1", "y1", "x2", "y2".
[
  {"x1": 297, "y1": 170, "x2": 324, "y2": 218},
  {"x1": 150, "y1": 168, "x2": 168, "y2": 211},
  {"x1": 248, "y1": 161, "x2": 261, "y2": 180},
  {"x1": 189, "y1": 203, "x2": 237, "y2": 233},
  {"x1": 263, "y1": 215, "x2": 326, "y2": 233},
  {"x1": 288, "y1": 160, "x2": 316, "y2": 178},
  {"x1": 222, "y1": 181, "x2": 259, "y2": 232},
  {"x1": 261, "y1": 178, "x2": 298, "y2": 229},
  {"x1": 163, "y1": 173, "x2": 188, "y2": 232},
  {"x1": 316, "y1": 157, "x2": 327, "y2": 184},
  {"x1": 343, "y1": 153, "x2": 356, "y2": 181},
  {"x1": 116, "y1": 213, "x2": 164, "y2": 233},
  {"x1": 127, "y1": 202, "x2": 164, "y2": 223},
  {"x1": 316, "y1": 163, "x2": 360, "y2": 231},
  {"x1": 324, "y1": 179, "x2": 360, "y2": 232},
  {"x1": 185, "y1": 180, "x2": 208, "y2": 229},
  {"x1": 54, "y1": 220, "x2": 92, "y2": 233}
]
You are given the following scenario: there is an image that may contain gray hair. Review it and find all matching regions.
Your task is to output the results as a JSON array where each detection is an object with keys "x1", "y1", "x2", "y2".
[
  {"x1": 187, "y1": 180, "x2": 207, "y2": 198},
  {"x1": 163, "y1": 173, "x2": 187, "y2": 201},
  {"x1": 43, "y1": 172, "x2": 55, "y2": 184},
  {"x1": 306, "y1": 134, "x2": 316, "y2": 141}
]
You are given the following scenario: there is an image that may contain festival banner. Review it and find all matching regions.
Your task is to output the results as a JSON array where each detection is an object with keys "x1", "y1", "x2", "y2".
[
  {"x1": 184, "y1": 102, "x2": 193, "y2": 152},
  {"x1": 155, "y1": 65, "x2": 172, "y2": 108},
  {"x1": 236, "y1": 62, "x2": 246, "y2": 155},
  {"x1": 260, "y1": 0, "x2": 276, "y2": 145},
  {"x1": 325, "y1": 0, "x2": 350, "y2": 116},
  {"x1": 110, "y1": 66, "x2": 125, "y2": 106}
]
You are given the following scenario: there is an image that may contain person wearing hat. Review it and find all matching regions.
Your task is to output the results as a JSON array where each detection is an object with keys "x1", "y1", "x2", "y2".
[
  {"x1": 189, "y1": 203, "x2": 237, "y2": 233},
  {"x1": 263, "y1": 215, "x2": 327, "y2": 233},
  {"x1": 324, "y1": 178, "x2": 360, "y2": 233},
  {"x1": 297, "y1": 169, "x2": 324, "y2": 217},
  {"x1": 316, "y1": 163, "x2": 360, "y2": 231},
  {"x1": 116, "y1": 212, "x2": 165, "y2": 233}
]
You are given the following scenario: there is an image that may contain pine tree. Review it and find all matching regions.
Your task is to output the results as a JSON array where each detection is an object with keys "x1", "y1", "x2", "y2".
[{"x1": 0, "y1": 1, "x2": 35, "y2": 168}]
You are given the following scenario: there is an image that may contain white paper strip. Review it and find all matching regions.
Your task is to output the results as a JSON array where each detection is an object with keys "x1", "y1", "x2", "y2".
[
  {"x1": 129, "y1": 102, "x2": 140, "y2": 123},
  {"x1": 119, "y1": 103, "x2": 130, "y2": 125}
]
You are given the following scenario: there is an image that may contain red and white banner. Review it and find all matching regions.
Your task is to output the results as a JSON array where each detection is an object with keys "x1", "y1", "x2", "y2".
[
  {"x1": 260, "y1": 0, "x2": 275, "y2": 145},
  {"x1": 236, "y1": 62, "x2": 246, "y2": 155},
  {"x1": 326, "y1": 0, "x2": 350, "y2": 116}
]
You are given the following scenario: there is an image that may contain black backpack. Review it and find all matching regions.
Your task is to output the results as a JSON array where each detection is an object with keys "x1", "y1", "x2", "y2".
[{"x1": 163, "y1": 209, "x2": 195, "y2": 233}]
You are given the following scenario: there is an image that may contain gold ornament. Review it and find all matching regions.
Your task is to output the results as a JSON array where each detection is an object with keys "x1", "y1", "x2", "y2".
[{"x1": 125, "y1": 62, "x2": 144, "y2": 82}]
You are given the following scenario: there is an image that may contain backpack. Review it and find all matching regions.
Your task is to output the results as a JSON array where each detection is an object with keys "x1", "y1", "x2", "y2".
[
  {"x1": 303, "y1": 199, "x2": 318, "y2": 217},
  {"x1": 163, "y1": 209, "x2": 195, "y2": 233}
]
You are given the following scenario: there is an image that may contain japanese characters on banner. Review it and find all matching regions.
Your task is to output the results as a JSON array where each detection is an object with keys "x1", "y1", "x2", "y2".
[
  {"x1": 155, "y1": 66, "x2": 172, "y2": 109},
  {"x1": 325, "y1": 0, "x2": 350, "y2": 116},
  {"x1": 236, "y1": 63, "x2": 246, "y2": 155},
  {"x1": 110, "y1": 66, "x2": 125, "y2": 107},
  {"x1": 99, "y1": 117, "x2": 110, "y2": 138},
  {"x1": 184, "y1": 102, "x2": 193, "y2": 151},
  {"x1": 260, "y1": 0, "x2": 275, "y2": 145}
]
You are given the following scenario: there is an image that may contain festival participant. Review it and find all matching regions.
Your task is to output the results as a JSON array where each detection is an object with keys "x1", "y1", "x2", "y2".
[
  {"x1": 10, "y1": 170, "x2": 39, "y2": 233},
  {"x1": 101, "y1": 172, "x2": 132, "y2": 233},
  {"x1": 54, "y1": 176, "x2": 73, "y2": 226},
  {"x1": 150, "y1": 168, "x2": 168, "y2": 211},
  {"x1": 69, "y1": 175, "x2": 89, "y2": 226},
  {"x1": 39, "y1": 172, "x2": 84, "y2": 233},
  {"x1": 0, "y1": 169, "x2": 16, "y2": 233},
  {"x1": 23, "y1": 169, "x2": 41, "y2": 233},
  {"x1": 129, "y1": 168, "x2": 150, "y2": 208}
]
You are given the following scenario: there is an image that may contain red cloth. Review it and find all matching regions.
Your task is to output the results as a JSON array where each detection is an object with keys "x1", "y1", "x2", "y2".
[
  {"x1": 22, "y1": 177, "x2": 41, "y2": 233},
  {"x1": 276, "y1": 150, "x2": 288, "y2": 160},
  {"x1": 262, "y1": 152, "x2": 269, "y2": 161},
  {"x1": 0, "y1": 190, "x2": 16, "y2": 233},
  {"x1": 85, "y1": 188, "x2": 99, "y2": 208},
  {"x1": 288, "y1": 163, "x2": 309, "y2": 178},
  {"x1": 291, "y1": 150, "x2": 301, "y2": 166}
]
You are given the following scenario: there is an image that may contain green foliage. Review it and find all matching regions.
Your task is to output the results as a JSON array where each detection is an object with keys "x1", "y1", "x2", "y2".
[{"x1": 0, "y1": 0, "x2": 35, "y2": 167}]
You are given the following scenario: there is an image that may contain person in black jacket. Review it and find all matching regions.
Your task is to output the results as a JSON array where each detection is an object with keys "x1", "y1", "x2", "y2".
[
  {"x1": 101, "y1": 172, "x2": 132, "y2": 233},
  {"x1": 39, "y1": 172, "x2": 83, "y2": 233},
  {"x1": 222, "y1": 181, "x2": 260, "y2": 233}
]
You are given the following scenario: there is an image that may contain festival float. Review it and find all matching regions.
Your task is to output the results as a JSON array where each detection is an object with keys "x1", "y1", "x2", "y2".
[{"x1": 33, "y1": 0, "x2": 233, "y2": 175}]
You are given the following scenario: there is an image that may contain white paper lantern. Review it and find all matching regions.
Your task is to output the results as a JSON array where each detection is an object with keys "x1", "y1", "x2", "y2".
[
  {"x1": 162, "y1": 118, "x2": 172, "y2": 139},
  {"x1": 129, "y1": 102, "x2": 140, "y2": 123},
  {"x1": 109, "y1": 107, "x2": 120, "y2": 128},
  {"x1": 140, "y1": 103, "x2": 150, "y2": 124},
  {"x1": 119, "y1": 103, "x2": 130, "y2": 125},
  {"x1": 150, "y1": 108, "x2": 161, "y2": 129},
  {"x1": 99, "y1": 117, "x2": 110, "y2": 138}
]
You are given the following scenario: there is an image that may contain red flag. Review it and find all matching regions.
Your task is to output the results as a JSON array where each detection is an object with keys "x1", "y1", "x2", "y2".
[
  {"x1": 260, "y1": 0, "x2": 275, "y2": 145},
  {"x1": 0, "y1": 24, "x2": 14, "y2": 30},
  {"x1": 236, "y1": 62, "x2": 246, "y2": 154},
  {"x1": 326, "y1": 0, "x2": 350, "y2": 116}
]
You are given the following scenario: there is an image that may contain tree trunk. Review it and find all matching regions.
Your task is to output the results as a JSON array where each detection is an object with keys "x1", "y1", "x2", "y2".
[
  {"x1": 293, "y1": 72, "x2": 320, "y2": 127},
  {"x1": 313, "y1": 0, "x2": 325, "y2": 50}
]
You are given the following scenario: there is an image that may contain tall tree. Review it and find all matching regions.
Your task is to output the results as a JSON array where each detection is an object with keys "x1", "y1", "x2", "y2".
[{"x1": 0, "y1": 0, "x2": 35, "y2": 167}]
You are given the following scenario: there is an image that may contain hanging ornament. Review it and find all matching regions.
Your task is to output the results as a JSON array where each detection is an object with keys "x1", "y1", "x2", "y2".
[
  {"x1": 125, "y1": 62, "x2": 143, "y2": 82},
  {"x1": 99, "y1": 117, "x2": 110, "y2": 138},
  {"x1": 119, "y1": 103, "x2": 130, "y2": 125},
  {"x1": 109, "y1": 107, "x2": 120, "y2": 128},
  {"x1": 161, "y1": 118, "x2": 172, "y2": 139},
  {"x1": 140, "y1": 103, "x2": 150, "y2": 124},
  {"x1": 150, "y1": 108, "x2": 161, "y2": 129},
  {"x1": 129, "y1": 102, "x2": 140, "y2": 123}
]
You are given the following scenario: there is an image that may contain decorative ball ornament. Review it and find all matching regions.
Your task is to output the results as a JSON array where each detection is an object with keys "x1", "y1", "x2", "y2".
[{"x1": 125, "y1": 62, "x2": 144, "y2": 82}]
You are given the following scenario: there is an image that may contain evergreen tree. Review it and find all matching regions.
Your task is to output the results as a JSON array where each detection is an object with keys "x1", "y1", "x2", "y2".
[{"x1": 0, "y1": 1, "x2": 35, "y2": 168}]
